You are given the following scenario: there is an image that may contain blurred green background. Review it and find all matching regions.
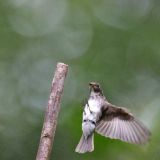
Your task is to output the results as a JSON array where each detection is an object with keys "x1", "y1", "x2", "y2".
[{"x1": 0, "y1": 0, "x2": 160, "y2": 159}]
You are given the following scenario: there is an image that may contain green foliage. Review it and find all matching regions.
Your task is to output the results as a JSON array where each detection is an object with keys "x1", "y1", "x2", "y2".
[{"x1": 0, "y1": 0, "x2": 160, "y2": 159}]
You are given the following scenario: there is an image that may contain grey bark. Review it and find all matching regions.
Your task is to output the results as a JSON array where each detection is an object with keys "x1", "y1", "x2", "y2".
[{"x1": 36, "y1": 62, "x2": 68, "y2": 160}]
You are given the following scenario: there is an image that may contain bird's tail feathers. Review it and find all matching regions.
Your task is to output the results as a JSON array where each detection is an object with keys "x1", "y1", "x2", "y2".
[{"x1": 75, "y1": 134, "x2": 94, "y2": 153}]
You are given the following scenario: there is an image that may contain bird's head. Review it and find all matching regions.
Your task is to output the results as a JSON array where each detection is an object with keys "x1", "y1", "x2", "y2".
[{"x1": 89, "y1": 82, "x2": 103, "y2": 95}]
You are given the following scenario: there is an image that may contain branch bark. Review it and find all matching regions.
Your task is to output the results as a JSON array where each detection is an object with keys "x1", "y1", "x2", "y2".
[{"x1": 36, "y1": 62, "x2": 68, "y2": 160}]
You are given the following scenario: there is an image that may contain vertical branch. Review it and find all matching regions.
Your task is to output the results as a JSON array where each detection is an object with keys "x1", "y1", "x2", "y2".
[{"x1": 36, "y1": 62, "x2": 68, "y2": 160}]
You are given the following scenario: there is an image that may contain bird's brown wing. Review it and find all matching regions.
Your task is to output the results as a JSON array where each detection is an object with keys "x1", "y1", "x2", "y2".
[{"x1": 95, "y1": 103, "x2": 151, "y2": 144}]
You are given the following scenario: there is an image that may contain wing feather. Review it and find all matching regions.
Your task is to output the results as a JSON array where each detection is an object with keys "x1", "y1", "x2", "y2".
[{"x1": 95, "y1": 103, "x2": 150, "y2": 144}]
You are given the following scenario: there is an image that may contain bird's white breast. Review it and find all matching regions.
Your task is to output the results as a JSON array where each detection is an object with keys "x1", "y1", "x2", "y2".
[
  {"x1": 83, "y1": 99, "x2": 102, "y2": 122},
  {"x1": 88, "y1": 99, "x2": 101, "y2": 112}
]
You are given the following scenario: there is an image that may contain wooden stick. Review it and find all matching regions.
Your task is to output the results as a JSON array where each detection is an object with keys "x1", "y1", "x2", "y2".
[{"x1": 36, "y1": 62, "x2": 68, "y2": 160}]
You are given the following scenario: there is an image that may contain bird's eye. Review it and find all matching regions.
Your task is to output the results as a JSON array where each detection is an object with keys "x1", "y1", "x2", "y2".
[
  {"x1": 83, "y1": 119, "x2": 87, "y2": 122},
  {"x1": 93, "y1": 86, "x2": 100, "y2": 92},
  {"x1": 96, "y1": 84, "x2": 99, "y2": 88}
]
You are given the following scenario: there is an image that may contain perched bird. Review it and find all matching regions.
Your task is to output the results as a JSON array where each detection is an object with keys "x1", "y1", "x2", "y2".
[{"x1": 75, "y1": 82, "x2": 151, "y2": 153}]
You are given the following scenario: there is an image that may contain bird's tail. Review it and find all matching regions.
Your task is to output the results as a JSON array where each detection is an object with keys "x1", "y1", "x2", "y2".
[{"x1": 75, "y1": 134, "x2": 94, "y2": 153}]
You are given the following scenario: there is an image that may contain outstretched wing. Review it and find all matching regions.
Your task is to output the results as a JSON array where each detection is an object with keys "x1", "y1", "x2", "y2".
[{"x1": 95, "y1": 103, "x2": 151, "y2": 144}]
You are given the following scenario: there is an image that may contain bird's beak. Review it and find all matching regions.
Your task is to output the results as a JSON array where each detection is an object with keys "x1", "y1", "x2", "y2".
[
  {"x1": 89, "y1": 82, "x2": 96, "y2": 91},
  {"x1": 89, "y1": 82, "x2": 95, "y2": 86},
  {"x1": 89, "y1": 82, "x2": 94, "y2": 88}
]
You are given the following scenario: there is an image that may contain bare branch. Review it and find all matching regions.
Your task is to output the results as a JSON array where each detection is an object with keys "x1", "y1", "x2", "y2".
[{"x1": 36, "y1": 62, "x2": 68, "y2": 160}]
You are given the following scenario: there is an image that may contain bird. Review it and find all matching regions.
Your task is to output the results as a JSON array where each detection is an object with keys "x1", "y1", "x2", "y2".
[{"x1": 75, "y1": 82, "x2": 151, "y2": 153}]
